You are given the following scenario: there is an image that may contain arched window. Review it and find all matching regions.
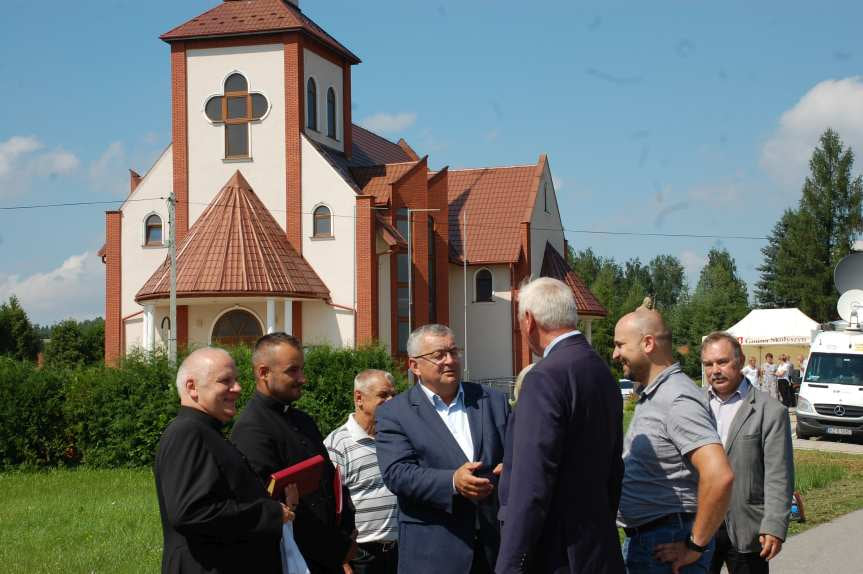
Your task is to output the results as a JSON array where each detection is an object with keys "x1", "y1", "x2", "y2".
[
  {"x1": 204, "y1": 72, "x2": 268, "y2": 158},
  {"x1": 327, "y1": 87, "x2": 337, "y2": 139},
  {"x1": 475, "y1": 268, "x2": 493, "y2": 302},
  {"x1": 145, "y1": 214, "x2": 163, "y2": 246},
  {"x1": 211, "y1": 309, "x2": 263, "y2": 347},
  {"x1": 307, "y1": 78, "x2": 318, "y2": 131},
  {"x1": 313, "y1": 205, "x2": 332, "y2": 237}
]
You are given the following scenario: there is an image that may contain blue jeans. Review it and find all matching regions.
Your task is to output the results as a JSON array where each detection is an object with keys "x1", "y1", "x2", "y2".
[{"x1": 622, "y1": 515, "x2": 715, "y2": 574}]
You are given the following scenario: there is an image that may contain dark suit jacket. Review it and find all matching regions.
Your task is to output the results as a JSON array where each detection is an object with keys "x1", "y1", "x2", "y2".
[
  {"x1": 375, "y1": 381, "x2": 509, "y2": 574},
  {"x1": 706, "y1": 387, "x2": 793, "y2": 552},
  {"x1": 231, "y1": 392, "x2": 356, "y2": 574},
  {"x1": 496, "y1": 334, "x2": 625, "y2": 574},
  {"x1": 154, "y1": 407, "x2": 283, "y2": 574}
]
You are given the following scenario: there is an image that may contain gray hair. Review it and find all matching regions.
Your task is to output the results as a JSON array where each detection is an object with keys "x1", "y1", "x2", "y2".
[
  {"x1": 175, "y1": 347, "x2": 232, "y2": 396},
  {"x1": 406, "y1": 323, "x2": 455, "y2": 357},
  {"x1": 518, "y1": 277, "x2": 579, "y2": 330},
  {"x1": 702, "y1": 331, "x2": 744, "y2": 365},
  {"x1": 354, "y1": 369, "x2": 395, "y2": 393}
]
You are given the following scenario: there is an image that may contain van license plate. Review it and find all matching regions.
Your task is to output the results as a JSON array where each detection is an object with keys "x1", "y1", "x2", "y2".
[{"x1": 827, "y1": 427, "x2": 853, "y2": 436}]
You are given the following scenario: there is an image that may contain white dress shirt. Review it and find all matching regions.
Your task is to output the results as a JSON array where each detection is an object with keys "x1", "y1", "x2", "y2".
[
  {"x1": 543, "y1": 330, "x2": 582, "y2": 358},
  {"x1": 708, "y1": 378, "x2": 750, "y2": 446},
  {"x1": 419, "y1": 382, "x2": 474, "y2": 462}
]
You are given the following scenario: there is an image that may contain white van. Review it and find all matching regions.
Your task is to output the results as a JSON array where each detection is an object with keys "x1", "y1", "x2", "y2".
[{"x1": 795, "y1": 328, "x2": 863, "y2": 440}]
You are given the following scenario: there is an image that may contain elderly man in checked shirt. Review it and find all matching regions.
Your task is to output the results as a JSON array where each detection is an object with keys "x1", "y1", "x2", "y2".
[{"x1": 325, "y1": 370, "x2": 399, "y2": 574}]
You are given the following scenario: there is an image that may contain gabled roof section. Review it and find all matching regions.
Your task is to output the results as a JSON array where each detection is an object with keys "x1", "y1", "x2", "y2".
[
  {"x1": 350, "y1": 161, "x2": 422, "y2": 204},
  {"x1": 540, "y1": 242, "x2": 607, "y2": 318},
  {"x1": 161, "y1": 0, "x2": 360, "y2": 64},
  {"x1": 351, "y1": 124, "x2": 416, "y2": 166},
  {"x1": 447, "y1": 164, "x2": 540, "y2": 264},
  {"x1": 376, "y1": 214, "x2": 406, "y2": 248},
  {"x1": 136, "y1": 170, "x2": 329, "y2": 302}
]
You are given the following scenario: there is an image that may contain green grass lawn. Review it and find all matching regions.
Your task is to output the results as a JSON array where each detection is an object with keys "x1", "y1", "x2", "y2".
[{"x1": 0, "y1": 468, "x2": 161, "y2": 573}]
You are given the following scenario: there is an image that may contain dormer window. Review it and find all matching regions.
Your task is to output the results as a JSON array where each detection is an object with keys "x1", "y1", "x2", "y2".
[
  {"x1": 205, "y1": 73, "x2": 268, "y2": 159},
  {"x1": 307, "y1": 78, "x2": 318, "y2": 131},
  {"x1": 327, "y1": 87, "x2": 337, "y2": 139},
  {"x1": 145, "y1": 214, "x2": 163, "y2": 246}
]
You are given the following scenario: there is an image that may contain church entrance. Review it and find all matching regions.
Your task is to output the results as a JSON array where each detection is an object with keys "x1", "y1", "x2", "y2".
[{"x1": 211, "y1": 309, "x2": 263, "y2": 347}]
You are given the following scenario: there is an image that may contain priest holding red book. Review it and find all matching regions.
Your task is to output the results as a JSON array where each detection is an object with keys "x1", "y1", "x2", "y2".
[
  {"x1": 232, "y1": 333, "x2": 357, "y2": 574},
  {"x1": 154, "y1": 347, "x2": 294, "y2": 574}
]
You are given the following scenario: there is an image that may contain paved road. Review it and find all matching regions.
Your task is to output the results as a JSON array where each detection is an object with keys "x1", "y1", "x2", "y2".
[
  {"x1": 769, "y1": 508, "x2": 863, "y2": 573},
  {"x1": 788, "y1": 411, "x2": 863, "y2": 455}
]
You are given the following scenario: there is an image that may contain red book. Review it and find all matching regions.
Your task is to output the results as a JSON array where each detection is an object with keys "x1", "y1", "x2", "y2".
[
  {"x1": 266, "y1": 454, "x2": 325, "y2": 499},
  {"x1": 333, "y1": 465, "x2": 343, "y2": 524}
]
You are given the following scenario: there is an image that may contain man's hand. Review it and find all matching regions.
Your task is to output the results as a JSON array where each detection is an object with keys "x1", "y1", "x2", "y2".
[
  {"x1": 453, "y1": 461, "x2": 494, "y2": 501},
  {"x1": 759, "y1": 534, "x2": 783, "y2": 560},
  {"x1": 341, "y1": 562, "x2": 353, "y2": 574},
  {"x1": 492, "y1": 463, "x2": 503, "y2": 477},
  {"x1": 280, "y1": 503, "x2": 295, "y2": 523},
  {"x1": 653, "y1": 541, "x2": 701, "y2": 574}
]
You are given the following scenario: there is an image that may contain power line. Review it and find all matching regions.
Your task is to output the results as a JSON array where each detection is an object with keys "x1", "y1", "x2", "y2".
[{"x1": 0, "y1": 196, "x2": 769, "y2": 241}]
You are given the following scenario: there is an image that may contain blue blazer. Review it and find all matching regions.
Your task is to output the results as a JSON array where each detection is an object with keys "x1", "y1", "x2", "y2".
[
  {"x1": 496, "y1": 334, "x2": 625, "y2": 574},
  {"x1": 376, "y1": 381, "x2": 509, "y2": 574}
]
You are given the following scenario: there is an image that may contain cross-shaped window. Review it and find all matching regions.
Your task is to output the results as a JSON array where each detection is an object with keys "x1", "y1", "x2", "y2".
[{"x1": 205, "y1": 73, "x2": 268, "y2": 159}]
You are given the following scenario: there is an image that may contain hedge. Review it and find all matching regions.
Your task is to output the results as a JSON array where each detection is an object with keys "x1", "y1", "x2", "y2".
[{"x1": 0, "y1": 344, "x2": 405, "y2": 470}]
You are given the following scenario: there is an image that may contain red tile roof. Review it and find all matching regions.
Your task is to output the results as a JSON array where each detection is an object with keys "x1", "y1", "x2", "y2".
[
  {"x1": 351, "y1": 161, "x2": 421, "y2": 204},
  {"x1": 136, "y1": 171, "x2": 329, "y2": 302},
  {"x1": 161, "y1": 0, "x2": 360, "y2": 64},
  {"x1": 447, "y1": 164, "x2": 541, "y2": 264},
  {"x1": 376, "y1": 214, "x2": 406, "y2": 248},
  {"x1": 352, "y1": 125, "x2": 415, "y2": 166},
  {"x1": 540, "y1": 241, "x2": 607, "y2": 318}
]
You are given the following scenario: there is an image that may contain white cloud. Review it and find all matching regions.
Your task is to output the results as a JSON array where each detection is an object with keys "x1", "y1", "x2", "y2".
[
  {"x1": 0, "y1": 252, "x2": 104, "y2": 324},
  {"x1": 88, "y1": 141, "x2": 127, "y2": 195},
  {"x1": 761, "y1": 77, "x2": 863, "y2": 187},
  {"x1": 0, "y1": 135, "x2": 79, "y2": 197},
  {"x1": 680, "y1": 249, "x2": 707, "y2": 282},
  {"x1": 358, "y1": 112, "x2": 417, "y2": 134}
]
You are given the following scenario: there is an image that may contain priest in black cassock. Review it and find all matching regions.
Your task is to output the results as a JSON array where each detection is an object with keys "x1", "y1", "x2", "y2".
[
  {"x1": 154, "y1": 347, "x2": 294, "y2": 574},
  {"x1": 232, "y1": 333, "x2": 357, "y2": 574}
]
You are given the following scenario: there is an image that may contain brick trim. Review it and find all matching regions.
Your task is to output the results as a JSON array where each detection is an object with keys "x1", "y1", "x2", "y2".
[
  {"x1": 105, "y1": 211, "x2": 123, "y2": 365},
  {"x1": 427, "y1": 168, "x2": 449, "y2": 326},
  {"x1": 355, "y1": 195, "x2": 376, "y2": 345},
  {"x1": 292, "y1": 300, "x2": 303, "y2": 340},
  {"x1": 171, "y1": 42, "x2": 189, "y2": 241},
  {"x1": 284, "y1": 33, "x2": 303, "y2": 252},
  {"x1": 177, "y1": 305, "x2": 189, "y2": 350}
]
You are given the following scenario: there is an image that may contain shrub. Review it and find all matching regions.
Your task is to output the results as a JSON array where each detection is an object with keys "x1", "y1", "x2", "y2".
[{"x1": 0, "y1": 343, "x2": 405, "y2": 469}]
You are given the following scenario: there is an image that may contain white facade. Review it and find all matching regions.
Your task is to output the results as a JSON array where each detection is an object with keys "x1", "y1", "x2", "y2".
[
  {"x1": 186, "y1": 44, "x2": 287, "y2": 227},
  {"x1": 529, "y1": 163, "x2": 564, "y2": 275},
  {"x1": 448, "y1": 263, "x2": 513, "y2": 380},
  {"x1": 303, "y1": 48, "x2": 344, "y2": 151}
]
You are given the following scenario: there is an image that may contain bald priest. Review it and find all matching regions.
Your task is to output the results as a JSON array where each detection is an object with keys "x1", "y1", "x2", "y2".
[{"x1": 154, "y1": 348, "x2": 294, "y2": 573}]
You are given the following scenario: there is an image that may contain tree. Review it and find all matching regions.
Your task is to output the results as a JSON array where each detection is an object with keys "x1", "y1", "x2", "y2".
[
  {"x1": 757, "y1": 129, "x2": 863, "y2": 321},
  {"x1": 676, "y1": 248, "x2": 750, "y2": 376},
  {"x1": 44, "y1": 320, "x2": 87, "y2": 367},
  {"x1": 0, "y1": 296, "x2": 40, "y2": 361},
  {"x1": 648, "y1": 255, "x2": 686, "y2": 310}
]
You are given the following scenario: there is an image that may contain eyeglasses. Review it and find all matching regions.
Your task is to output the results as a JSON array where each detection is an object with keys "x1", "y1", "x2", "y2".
[{"x1": 412, "y1": 347, "x2": 463, "y2": 364}]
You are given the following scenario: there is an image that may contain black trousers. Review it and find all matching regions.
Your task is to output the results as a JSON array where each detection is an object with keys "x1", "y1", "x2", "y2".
[
  {"x1": 709, "y1": 525, "x2": 769, "y2": 574},
  {"x1": 351, "y1": 541, "x2": 398, "y2": 574},
  {"x1": 777, "y1": 378, "x2": 794, "y2": 407}
]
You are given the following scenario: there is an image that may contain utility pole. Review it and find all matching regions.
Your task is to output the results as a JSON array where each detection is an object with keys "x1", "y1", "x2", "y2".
[
  {"x1": 462, "y1": 210, "x2": 469, "y2": 381},
  {"x1": 168, "y1": 192, "x2": 177, "y2": 365}
]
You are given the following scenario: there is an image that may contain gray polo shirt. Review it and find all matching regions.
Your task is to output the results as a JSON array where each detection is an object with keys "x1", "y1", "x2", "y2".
[{"x1": 617, "y1": 363, "x2": 721, "y2": 528}]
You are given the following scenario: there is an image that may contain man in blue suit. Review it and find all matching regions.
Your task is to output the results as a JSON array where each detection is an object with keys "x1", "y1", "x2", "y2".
[
  {"x1": 496, "y1": 277, "x2": 625, "y2": 574},
  {"x1": 376, "y1": 324, "x2": 509, "y2": 574}
]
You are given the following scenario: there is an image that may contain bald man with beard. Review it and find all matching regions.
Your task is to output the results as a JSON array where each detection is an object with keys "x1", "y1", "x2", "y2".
[{"x1": 613, "y1": 310, "x2": 734, "y2": 574}]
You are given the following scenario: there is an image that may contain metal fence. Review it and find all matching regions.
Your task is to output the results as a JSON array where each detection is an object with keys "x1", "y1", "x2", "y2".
[{"x1": 471, "y1": 377, "x2": 517, "y2": 400}]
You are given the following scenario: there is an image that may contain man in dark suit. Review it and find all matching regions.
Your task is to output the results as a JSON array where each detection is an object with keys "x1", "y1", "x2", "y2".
[
  {"x1": 702, "y1": 332, "x2": 793, "y2": 573},
  {"x1": 375, "y1": 324, "x2": 509, "y2": 574},
  {"x1": 496, "y1": 277, "x2": 625, "y2": 574},
  {"x1": 154, "y1": 347, "x2": 292, "y2": 574},
  {"x1": 231, "y1": 333, "x2": 356, "y2": 574}
]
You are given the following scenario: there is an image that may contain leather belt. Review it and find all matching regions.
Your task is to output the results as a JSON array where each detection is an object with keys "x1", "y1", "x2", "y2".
[
  {"x1": 623, "y1": 512, "x2": 696, "y2": 538},
  {"x1": 359, "y1": 540, "x2": 397, "y2": 553}
]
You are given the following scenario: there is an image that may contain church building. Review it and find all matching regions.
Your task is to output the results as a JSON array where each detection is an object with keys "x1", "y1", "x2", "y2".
[{"x1": 101, "y1": 0, "x2": 606, "y2": 380}]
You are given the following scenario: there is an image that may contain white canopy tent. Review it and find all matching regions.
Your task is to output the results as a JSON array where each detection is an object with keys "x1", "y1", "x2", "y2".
[{"x1": 700, "y1": 308, "x2": 820, "y2": 386}]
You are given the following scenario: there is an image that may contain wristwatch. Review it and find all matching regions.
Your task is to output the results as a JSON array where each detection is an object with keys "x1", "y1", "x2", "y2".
[{"x1": 685, "y1": 534, "x2": 709, "y2": 554}]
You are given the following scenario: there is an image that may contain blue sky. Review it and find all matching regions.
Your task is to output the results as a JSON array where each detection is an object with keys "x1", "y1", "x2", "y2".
[{"x1": 2, "y1": 0, "x2": 863, "y2": 324}]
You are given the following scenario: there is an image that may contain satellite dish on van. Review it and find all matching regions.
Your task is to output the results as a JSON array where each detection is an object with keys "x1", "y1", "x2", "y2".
[
  {"x1": 834, "y1": 252, "x2": 863, "y2": 294},
  {"x1": 836, "y1": 289, "x2": 863, "y2": 327}
]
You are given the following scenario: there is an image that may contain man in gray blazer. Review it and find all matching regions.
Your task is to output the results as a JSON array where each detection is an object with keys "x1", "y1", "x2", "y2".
[{"x1": 701, "y1": 332, "x2": 794, "y2": 573}]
